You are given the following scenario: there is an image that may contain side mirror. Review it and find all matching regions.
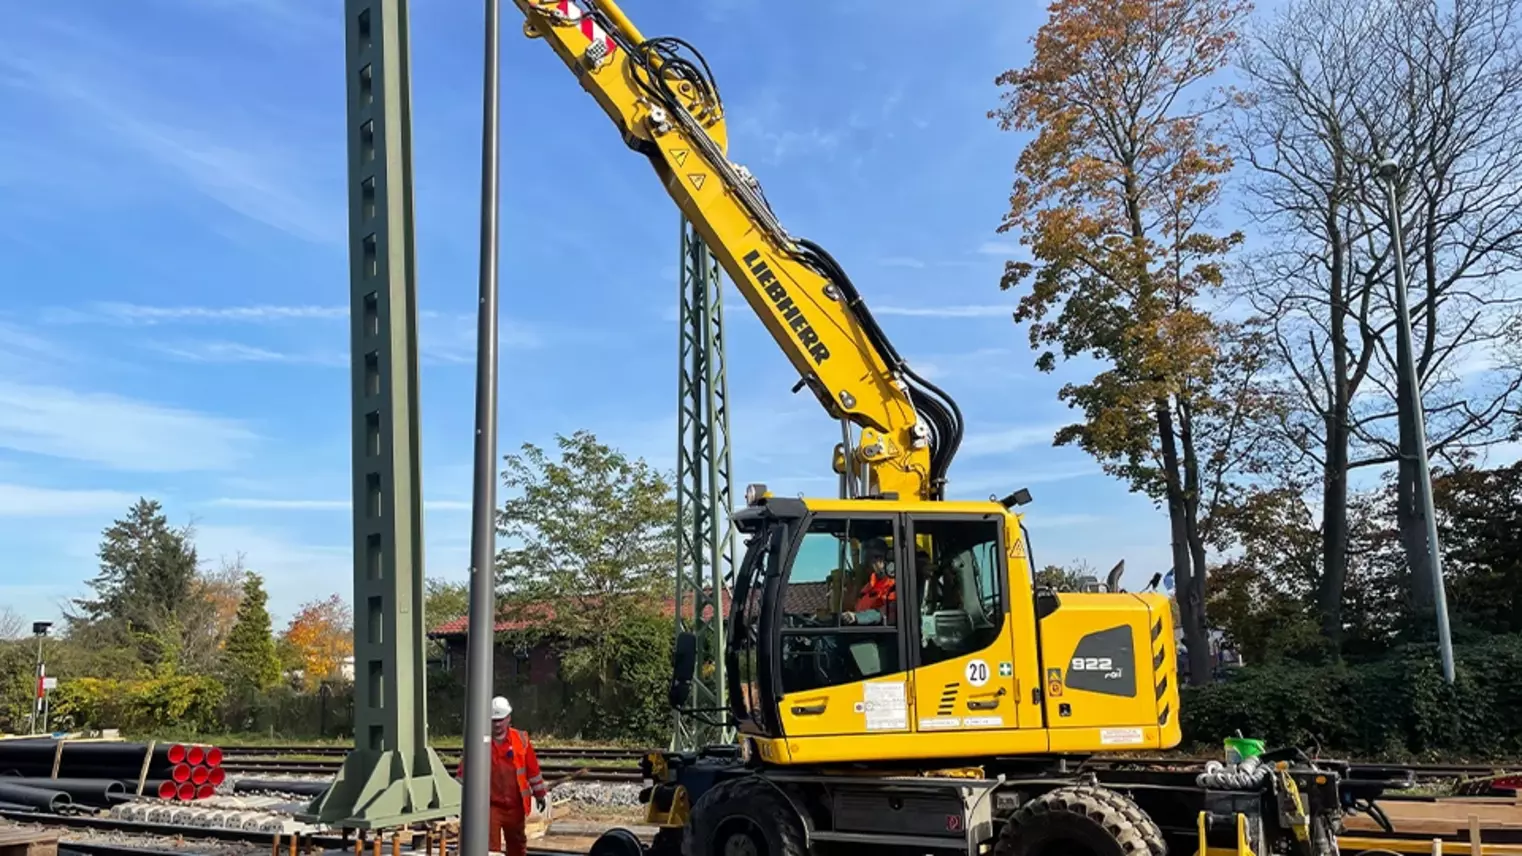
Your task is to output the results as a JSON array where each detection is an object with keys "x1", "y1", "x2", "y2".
[{"x1": 668, "y1": 631, "x2": 697, "y2": 708}]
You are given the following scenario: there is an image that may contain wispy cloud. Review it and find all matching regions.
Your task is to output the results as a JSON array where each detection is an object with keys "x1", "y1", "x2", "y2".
[
  {"x1": 0, "y1": 22, "x2": 339, "y2": 242},
  {"x1": 0, "y1": 319, "x2": 73, "y2": 374},
  {"x1": 49, "y1": 303, "x2": 348, "y2": 325},
  {"x1": 978, "y1": 240, "x2": 1020, "y2": 256},
  {"x1": 44, "y1": 302, "x2": 545, "y2": 363},
  {"x1": 150, "y1": 341, "x2": 348, "y2": 367},
  {"x1": 908, "y1": 347, "x2": 1021, "y2": 383},
  {"x1": 875, "y1": 304, "x2": 1012, "y2": 319},
  {"x1": 959, "y1": 423, "x2": 1064, "y2": 457},
  {"x1": 191, "y1": 523, "x2": 351, "y2": 620},
  {"x1": 877, "y1": 256, "x2": 927, "y2": 269},
  {"x1": 729, "y1": 87, "x2": 843, "y2": 165},
  {"x1": 0, "y1": 381, "x2": 256, "y2": 472},
  {"x1": 946, "y1": 465, "x2": 1098, "y2": 500},
  {"x1": 1027, "y1": 513, "x2": 1108, "y2": 528},
  {"x1": 0, "y1": 484, "x2": 143, "y2": 517},
  {"x1": 420, "y1": 311, "x2": 546, "y2": 363},
  {"x1": 157, "y1": 0, "x2": 334, "y2": 44}
]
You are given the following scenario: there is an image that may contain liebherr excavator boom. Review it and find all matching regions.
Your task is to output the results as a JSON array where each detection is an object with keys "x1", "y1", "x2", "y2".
[
  {"x1": 513, "y1": 0, "x2": 962, "y2": 504},
  {"x1": 506, "y1": 4, "x2": 1378, "y2": 856}
]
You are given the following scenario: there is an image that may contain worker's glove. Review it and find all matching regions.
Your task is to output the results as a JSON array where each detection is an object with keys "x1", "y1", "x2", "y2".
[{"x1": 535, "y1": 796, "x2": 547, "y2": 814}]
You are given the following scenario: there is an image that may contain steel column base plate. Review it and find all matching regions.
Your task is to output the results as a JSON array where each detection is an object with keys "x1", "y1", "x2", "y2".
[{"x1": 296, "y1": 746, "x2": 461, "y2": 828}]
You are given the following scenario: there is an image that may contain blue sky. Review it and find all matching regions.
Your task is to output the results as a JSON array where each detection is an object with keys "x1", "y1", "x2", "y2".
[{"x1": 0, "y1": 0, "x2": 1177, "y2": 628}]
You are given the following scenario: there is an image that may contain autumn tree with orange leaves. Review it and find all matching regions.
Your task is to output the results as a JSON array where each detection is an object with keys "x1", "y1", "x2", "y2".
[
  {"x1": 991, "y1": 0, "x2": 1252, "y2": 684},
  {"x1": 280, "y1": 595, "x2": 352, "y2": 691}
]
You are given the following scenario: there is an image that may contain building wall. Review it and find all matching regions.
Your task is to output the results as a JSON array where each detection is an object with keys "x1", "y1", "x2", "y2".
[{"x1": 436, "y1": 636, "x2": 576, "y2": 735}]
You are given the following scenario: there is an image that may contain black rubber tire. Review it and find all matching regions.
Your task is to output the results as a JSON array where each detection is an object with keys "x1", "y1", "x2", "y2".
[
  {"x1": 1072, "y1": 785, "x2": 1167, "y2": 856},
  {"x1": 995, "y1": 785, "x2": 1152, "y2": 856},
  {"x1": 682, "y1": 775, "x2": 808, "y2": 856},
  {"x1": 590, "y1": 827, "x2": 647, "y2": 856}
]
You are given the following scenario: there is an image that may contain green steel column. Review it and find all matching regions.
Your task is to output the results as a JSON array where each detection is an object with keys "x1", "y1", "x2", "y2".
[
  {"x1": 673, "y1": 217, "x2": 736, "y2": 751},
  {"x1": 301, "y1": 0, "x2": 461, "y2": 827}
]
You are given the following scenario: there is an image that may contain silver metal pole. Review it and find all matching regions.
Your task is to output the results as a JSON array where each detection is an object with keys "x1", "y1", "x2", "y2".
[
  {"x1": 460, "y1": 0, "x2": 502, "y2": 852},
  {"x1": 1377, "y1": 158, "x2": 1455, "y2": 684}
]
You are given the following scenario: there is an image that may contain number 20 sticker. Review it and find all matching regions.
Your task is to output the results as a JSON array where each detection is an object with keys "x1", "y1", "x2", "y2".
[{"x1": 965, "y1": 659, "x2": 990, "y2": 687}]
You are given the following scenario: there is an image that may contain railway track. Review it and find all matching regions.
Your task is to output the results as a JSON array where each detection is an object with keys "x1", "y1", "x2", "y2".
[
  {"x1": 2, "y1": 810, "x2": 582, "y2": 856},
  {"x1": 220, "y1": 758, "x2": 640, "y2": 783},
  {"x1": 222, "y1": 745, "x2": 644, "y2": 761},
  {"x1": 1078, "y1": 756, "x2": 1522, "y2": 783}
]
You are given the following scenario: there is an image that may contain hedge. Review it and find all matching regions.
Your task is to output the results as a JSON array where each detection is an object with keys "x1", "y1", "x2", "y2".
[{"x1": 1182, "y1": 634, "x2": 1522, "y2": 760}]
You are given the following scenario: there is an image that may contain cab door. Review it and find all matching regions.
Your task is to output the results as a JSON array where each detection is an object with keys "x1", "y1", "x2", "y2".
[
  {"x1": 774, "y1": 511, "x2": 913, "y2": 739},
  {"x1": 907, "y1": 513, "x2": 1022, "y2": 734}
]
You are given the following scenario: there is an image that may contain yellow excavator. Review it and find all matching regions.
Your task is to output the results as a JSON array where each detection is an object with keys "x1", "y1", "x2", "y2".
[{"x1": 506, "y1": 2, "x2": 1401, "y2": 855}]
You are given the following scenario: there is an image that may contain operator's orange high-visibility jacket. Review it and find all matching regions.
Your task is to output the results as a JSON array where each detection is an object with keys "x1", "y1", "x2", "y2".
[
  {"x1": 855, "y1": 572, "x2": 897, "y2": 621},
  {"x1": 455, "y1": 728, "x2": 548, "y2": 814}
]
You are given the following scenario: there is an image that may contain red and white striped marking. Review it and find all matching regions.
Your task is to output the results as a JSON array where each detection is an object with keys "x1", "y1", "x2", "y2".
[
  {"x1": 550, "y1": 2, "x2": 617, "y2": 63},
  {"x1": 579, "y1": 15, "x2": 617, "y2": 62}
]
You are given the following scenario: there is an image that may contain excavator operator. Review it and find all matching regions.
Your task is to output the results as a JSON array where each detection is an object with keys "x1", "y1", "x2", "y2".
[{"x1": 842, "y1": 538, "x2": 896, "y2": 626}]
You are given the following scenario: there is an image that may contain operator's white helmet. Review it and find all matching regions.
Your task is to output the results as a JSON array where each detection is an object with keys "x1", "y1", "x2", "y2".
[{"x1": 491, "y1": 696, "x2": 512, "y2": 720}]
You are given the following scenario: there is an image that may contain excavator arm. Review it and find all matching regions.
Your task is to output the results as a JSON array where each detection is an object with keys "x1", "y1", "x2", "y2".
[{"x1": 510, "y1": 0, "x2": 963, "y2": 501}]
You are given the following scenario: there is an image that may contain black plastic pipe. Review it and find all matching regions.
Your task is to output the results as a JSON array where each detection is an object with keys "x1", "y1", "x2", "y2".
[
  {"x1": 0, "y1": 801, "x2": 38, "y2": 812},
  {"x1": 0, "y1": 760, "x2": 191, "y2": 783},
  {"x1": 0, "y1": 777, "x2": 124, "y2": 807},
  {"x1": 0, "y1": 741, "x2": 187, "y2": 766},
  {"x1": 0, "y1": 782, "x2": 71, "y2": 812}
]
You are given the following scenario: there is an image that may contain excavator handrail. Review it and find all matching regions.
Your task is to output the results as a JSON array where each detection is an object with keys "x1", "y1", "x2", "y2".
[{"x1": 509, "y1": 0, "x2": 964, "y2": 501}]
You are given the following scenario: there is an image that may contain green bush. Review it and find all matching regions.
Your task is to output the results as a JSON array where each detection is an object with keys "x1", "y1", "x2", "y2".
[
  {"x1": 50, "y1": 674, "x2": 226, "y2": 734},
  {"x1": 1182, "y1": 634, "x2": 1522, "y2": 759}
]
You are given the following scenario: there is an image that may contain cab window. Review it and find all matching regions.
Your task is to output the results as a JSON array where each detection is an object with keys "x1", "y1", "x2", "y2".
[
  {"x1": 910, "y1": 516, "x2": 1004, "y2": 668},
  {"x1": 777, "y1": 515, "x2": 903, "y2": 695}
]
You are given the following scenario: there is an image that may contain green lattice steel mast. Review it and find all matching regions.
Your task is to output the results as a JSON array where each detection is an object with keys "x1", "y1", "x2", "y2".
[
  {"x1": 302, "y1": 0, "x2": 461, "y2": 827},
  {"x1": 673, "y1": 218, "x2": 736, "y2": 751}
]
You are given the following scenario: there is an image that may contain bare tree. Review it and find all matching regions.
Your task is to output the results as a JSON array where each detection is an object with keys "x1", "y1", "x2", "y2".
[
  {"x1": 0, "y1": 607, "x2": 24, "y2": 640},
  {"x1": 1234, "y1": 0, "x2": 1522, "y2": 649}
]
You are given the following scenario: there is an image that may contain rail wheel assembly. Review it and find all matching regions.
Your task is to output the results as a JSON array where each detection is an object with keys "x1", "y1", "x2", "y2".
[{"x1": 590, "y1": 827, "x2": 646, "y2": 856}]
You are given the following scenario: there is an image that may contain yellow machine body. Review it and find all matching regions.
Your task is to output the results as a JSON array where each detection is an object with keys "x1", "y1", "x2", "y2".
[{"x1": 728, "y1": 497, "x2": 1181, "y2": 766}]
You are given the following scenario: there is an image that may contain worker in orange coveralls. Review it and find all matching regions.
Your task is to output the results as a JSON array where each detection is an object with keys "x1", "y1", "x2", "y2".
[{"x1": 455, "y1": 696, "x2": 548, "y2": 856}]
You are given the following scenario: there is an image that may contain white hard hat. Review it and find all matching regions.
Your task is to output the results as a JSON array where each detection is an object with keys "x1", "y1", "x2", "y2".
[{"x1": 491, "y1": 696, "x2": 512, "y2": 720}]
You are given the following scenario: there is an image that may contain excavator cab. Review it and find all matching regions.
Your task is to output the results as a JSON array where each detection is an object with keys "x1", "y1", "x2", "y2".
[{"x1": 718, "y1": 488, "x2": 1184, "y2": 768}]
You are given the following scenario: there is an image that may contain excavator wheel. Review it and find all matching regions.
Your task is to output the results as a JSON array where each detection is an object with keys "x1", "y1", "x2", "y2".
[
  {"x1": 995, "y1": 785, "x2": 1154, "y2": 856},
  {"x1": 682, "y1": 775, "x2": 807, "y2": 856},
  {"x1": 1069, "y1": 784, "x2": 1168, "y2": 856}
]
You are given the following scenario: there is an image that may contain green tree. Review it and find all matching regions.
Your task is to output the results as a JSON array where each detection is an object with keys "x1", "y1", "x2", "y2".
[
  {"x1": 1033, "y1": 561, "x2": 1094, "y2": 591},
  {"x1": 495, "y1": 430, "x2": 677, "y2": 698},
  {"x1": 221, "y1": 573, "x2": 282, "y2": 693},
  {"x1": 1425, "y1": 460, "x2": 1522, "y2": 638},
  {"x1": 990, "y1": 0, "x2": 1250, "y2": 683},
  {"x1": 68, "y1": 498, "x2": 200, "y2": 669},
  {"x1": 424, "y1": 579, "x2": 470, "y2": 627}
]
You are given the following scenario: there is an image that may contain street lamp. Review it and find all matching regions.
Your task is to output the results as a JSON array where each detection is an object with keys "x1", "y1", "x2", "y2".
[
  {"x1": 1376, "y1": 158, "x2": 1455, "y2": 684},
  {"x1": 28, "y1": 621, "x2": 51, "y2": 735}
]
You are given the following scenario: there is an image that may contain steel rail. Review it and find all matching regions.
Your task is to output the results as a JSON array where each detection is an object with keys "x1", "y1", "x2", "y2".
[
  {"x1": 220, "y1": 746, "x2": 646, "y2": 759},
  {"x1": 8, "y1": 810, "x2": 587, "y2": 856}
]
